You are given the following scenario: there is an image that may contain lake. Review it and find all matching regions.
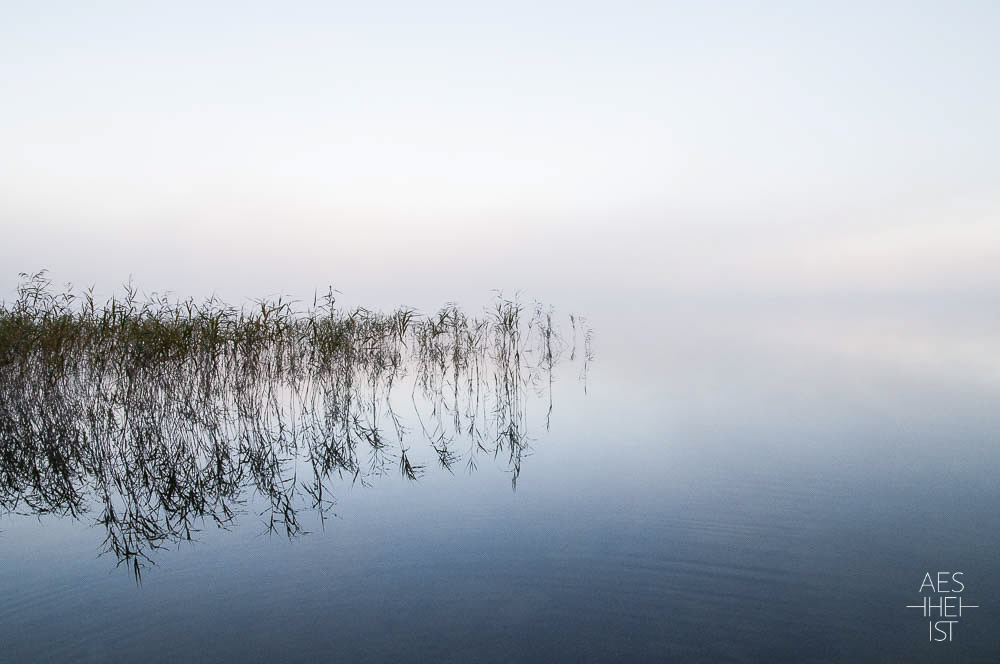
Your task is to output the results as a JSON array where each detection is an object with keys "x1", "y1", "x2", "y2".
[{"x1": 1, "y1": 289, "x2": 998, "y2": 663}]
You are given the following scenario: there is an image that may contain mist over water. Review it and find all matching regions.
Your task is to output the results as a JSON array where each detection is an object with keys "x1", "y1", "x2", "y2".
[
  {"x1": 3, "y1": 1, "x2": 1000, "y2": 661},
  {"x1": 2, "y1": 275, "x2": 999, "y2": 661}
]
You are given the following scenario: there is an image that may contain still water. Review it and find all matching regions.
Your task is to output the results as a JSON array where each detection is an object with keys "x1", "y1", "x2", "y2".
[{"x1": 2, "y1": 296, "x2": 999, "y2": 662}]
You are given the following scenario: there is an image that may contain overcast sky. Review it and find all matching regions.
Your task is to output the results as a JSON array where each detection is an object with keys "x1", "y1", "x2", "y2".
[{"x1": 2, "y1": 1, "x2": 998, "y2": 305}]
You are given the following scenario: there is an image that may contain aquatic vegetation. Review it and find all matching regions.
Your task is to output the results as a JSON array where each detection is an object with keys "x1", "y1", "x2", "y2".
[{"x1": 0, "y1": 271, "x2": 592, "y2": 580}]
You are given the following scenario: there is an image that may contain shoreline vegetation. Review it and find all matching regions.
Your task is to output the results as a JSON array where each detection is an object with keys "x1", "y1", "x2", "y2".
[{"x1": 0, "y1": 271, "x2": 592, "y2": 580}]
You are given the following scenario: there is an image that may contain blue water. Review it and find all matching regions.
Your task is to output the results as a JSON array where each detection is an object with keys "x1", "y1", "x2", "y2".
[{"x1": 2, "y1": 301, "x2": 999, "y2": 662}]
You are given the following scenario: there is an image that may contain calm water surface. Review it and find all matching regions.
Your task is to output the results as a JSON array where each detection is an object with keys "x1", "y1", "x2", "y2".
[{"x1": 2, "y1": 299, "x2": 999, "y2": 662}]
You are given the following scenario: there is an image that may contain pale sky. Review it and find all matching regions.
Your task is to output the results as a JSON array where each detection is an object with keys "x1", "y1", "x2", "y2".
[{"x1": 2, "y1": 1, "x2": 998, "y2": 305}]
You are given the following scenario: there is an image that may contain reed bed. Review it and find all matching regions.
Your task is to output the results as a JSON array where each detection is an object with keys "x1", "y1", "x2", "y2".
[{"x1": 0, "y1": 271, "x2": 592, "y2": 580}]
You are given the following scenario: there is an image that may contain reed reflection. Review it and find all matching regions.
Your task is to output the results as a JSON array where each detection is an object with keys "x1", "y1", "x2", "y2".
[{"x1": 0, "y1": 272, "x2": 592, "y2": 580}]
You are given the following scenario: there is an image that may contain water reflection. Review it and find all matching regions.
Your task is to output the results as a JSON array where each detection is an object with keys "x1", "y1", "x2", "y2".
[{"x1": 0, "y1": 272, "x2": 592, "y2": 580}]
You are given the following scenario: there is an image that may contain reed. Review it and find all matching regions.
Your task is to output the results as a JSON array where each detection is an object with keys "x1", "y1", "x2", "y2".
[{"x1": 0, "y1": 271, "x2": 593, "y2": 580}]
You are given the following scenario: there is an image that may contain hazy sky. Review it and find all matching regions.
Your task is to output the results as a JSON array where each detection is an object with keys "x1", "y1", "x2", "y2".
[{"x1": 2, "y1": 1, "x2": 998, "y2": 305}]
